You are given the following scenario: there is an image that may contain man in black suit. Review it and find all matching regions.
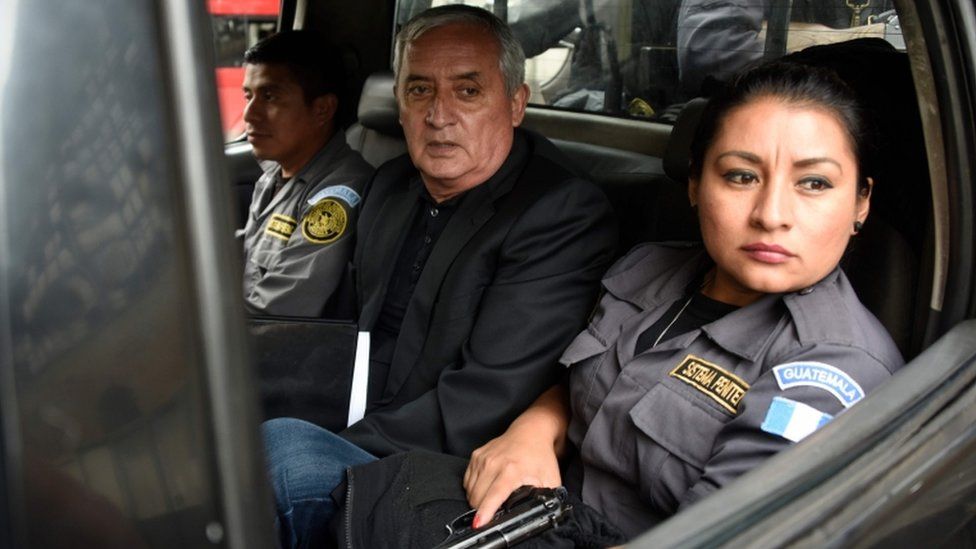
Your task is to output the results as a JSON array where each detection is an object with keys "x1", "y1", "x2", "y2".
[{"x1": 263, "y1": 6, "x2": 617, "y2": 547}]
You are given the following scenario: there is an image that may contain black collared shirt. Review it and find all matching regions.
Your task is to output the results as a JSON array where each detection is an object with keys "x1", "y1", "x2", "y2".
[
  {"x1": 634, "y1": 292, "x2": 739, "y2": 355},
  {"x1": 373, "y1": 188, "x2": 464, "y2": 344}
]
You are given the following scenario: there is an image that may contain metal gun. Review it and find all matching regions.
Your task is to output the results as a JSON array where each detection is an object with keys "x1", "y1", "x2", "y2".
[{"x1": 433, "y1": 486, "x2": 573, "y2": 549}]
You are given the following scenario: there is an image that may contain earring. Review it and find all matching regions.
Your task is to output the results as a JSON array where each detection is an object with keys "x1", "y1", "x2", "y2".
[{"x1": 853, "y1": 220, "x2": 864, "y2": 234}]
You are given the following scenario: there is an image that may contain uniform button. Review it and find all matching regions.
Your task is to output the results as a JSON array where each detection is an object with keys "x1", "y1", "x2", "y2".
[
  {"x1": 799, "y1": 287, "x2": 815, "y2": 295},
  {"x1": 412, "y1": 263, "x2": 421, "y2": 272},
  {"x1": 424, "y1": 235, "x2": 432, "y2": 244},
  {"x1": 430, "y1": 207, "x2": 439, "y2": 217}
]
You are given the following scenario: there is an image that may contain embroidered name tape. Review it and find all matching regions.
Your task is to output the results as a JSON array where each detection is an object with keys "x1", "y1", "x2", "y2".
[
  {"x1": 772, "y1": 361, "x2": 864, "y2": 408},
  {"x1": 308, "y1": 185, "x2": 361, "y2": 208},
  {"x1": 670, "y1": 355, "x2": 749, "y2": 415},
  {"x1": 761, "y1": 396, "x2": 833, "y2": 443},
  {"x1": 264, "y1": 213, "x2": 296, "y2": 241}
]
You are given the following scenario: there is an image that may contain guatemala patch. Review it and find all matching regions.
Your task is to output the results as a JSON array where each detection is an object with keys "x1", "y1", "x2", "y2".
[
  {"x1": 264, "y1": 213, "x2": 296, "y2": 241},
  {"x1": 307, "y1": 185, "x2": 361, "y2": 208},
  {"x1": 302, "y1": 198, "x2": 347, "y2": 244},
  {"x1": 772, "y1": 362, "x2": 865, "y2": 408},
  {"x1": 669, "y1": 355, "x2": 750, "y2": 415},
  {"x1": 761, "y1": 396, "x2": 833, "y2": 443}
]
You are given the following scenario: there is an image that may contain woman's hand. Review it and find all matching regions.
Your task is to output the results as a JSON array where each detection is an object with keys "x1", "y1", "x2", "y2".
[
  {"x1": 462, "y1": 383, "x2": 571, "y2": 528},
  {"x1": 463, "y1": 425, "x2": 562, "y2": 527}
]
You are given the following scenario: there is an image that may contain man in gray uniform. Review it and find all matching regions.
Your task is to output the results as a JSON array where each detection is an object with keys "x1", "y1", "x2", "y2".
[
  {"x1": 240, "y1": 31, "x2": 373, "y2": 317},
  {"x1": 677, "y1": 0, "x2": 896, "y2": 96}
]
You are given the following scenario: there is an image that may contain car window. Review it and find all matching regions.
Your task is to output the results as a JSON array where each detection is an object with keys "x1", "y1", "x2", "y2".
[
  {"x1": 208, "y1": 0, "x2": 279, "y2": 140},
  {"x1": 400, "y1": 0, "x2": 905, "y2": 122}
]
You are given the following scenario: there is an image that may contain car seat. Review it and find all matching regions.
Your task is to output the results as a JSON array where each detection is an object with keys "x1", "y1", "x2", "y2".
[{"x1": 345, "y1": 72, "x2": 407, "y2": 167}]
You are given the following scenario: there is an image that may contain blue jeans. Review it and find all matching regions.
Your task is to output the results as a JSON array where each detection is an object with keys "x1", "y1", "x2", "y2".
[{"x1": 262, "y1": 418, "x2": 376, "y2": 549}]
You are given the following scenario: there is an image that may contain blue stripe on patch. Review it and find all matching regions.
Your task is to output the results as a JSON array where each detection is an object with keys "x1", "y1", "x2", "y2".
[
  {"x1": 761, "y1": 396, "x2": 834, "y2": 443},
  {"x1": 761, "y1": 397, "x2": 792, "y2": 435},
  {"x1": 772, "y1": 362, "x2": 865, "y2": 408},
  {"x1": 308, "y1": 185, "x2": 361, "y2": 207}
]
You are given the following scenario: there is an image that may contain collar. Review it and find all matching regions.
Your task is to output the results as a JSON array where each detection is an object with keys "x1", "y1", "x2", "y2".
[
  {"x1": 604, "y1": 244, "x2": 845, "y2": 362},
  {"x1": 602, "y1": 244, "x2": 710, "y2": 310},
  {"x1": 279, "y1": 130, "x2": 347, "y2": 186}
]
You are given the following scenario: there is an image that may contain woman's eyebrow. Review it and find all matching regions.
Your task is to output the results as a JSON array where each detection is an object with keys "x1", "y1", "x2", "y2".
[
  {"x1": 715, "y1": 151, "x2": 761, "y2": 164},
  {"x1": 795, "y1": 157, "x2": 843, "y2": 172}
]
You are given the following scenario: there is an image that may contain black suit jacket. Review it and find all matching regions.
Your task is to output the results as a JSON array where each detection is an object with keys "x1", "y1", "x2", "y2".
[{"x1": 341, "y1": 129, "x2": 617, "y2": 457}]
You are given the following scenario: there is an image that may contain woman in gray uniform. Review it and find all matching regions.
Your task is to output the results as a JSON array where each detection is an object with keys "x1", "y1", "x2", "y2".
[{"x1": 462, "y1": 61, "x2": 905, "y2": 539}]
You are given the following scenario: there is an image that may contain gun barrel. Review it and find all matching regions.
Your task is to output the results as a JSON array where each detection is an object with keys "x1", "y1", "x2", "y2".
[{"x1": 435, "y1": 494, "x2": 571, "y2": 549}]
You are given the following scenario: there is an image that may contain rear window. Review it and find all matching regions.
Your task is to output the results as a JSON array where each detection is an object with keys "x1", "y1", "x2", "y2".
[
  {"x1": 208, "y1": 0, "x2": 279, "y2": 140},
  {"x1": 398, "y1": 0, "x2": 905, "y2": 122}
]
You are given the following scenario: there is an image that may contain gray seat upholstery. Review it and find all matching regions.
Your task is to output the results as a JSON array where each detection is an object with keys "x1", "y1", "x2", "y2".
[{"x1": 345, "y1": 72, "x2": 406, "y2": 167}]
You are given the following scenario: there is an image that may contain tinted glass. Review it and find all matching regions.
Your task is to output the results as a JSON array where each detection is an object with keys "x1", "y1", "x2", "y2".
[
  {"x1": 208, "y1": 0, "x2": 279, "y2": 139},
  {"x1": 398, "y1": 0, "x2": 905, "y2": 120},
  {"x1": 0, "y1": 0, "x2": 226, "y2": 546}
]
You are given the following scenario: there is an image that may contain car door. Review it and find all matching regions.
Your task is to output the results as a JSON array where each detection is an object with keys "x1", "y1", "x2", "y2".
[{"x1": 0, "y1": 0, "x2": 273, "y2": 547}]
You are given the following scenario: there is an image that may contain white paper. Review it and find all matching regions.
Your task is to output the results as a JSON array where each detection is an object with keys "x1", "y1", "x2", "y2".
[{"x1": 347, "y1": 331, "x2": 371, "y2": 426}]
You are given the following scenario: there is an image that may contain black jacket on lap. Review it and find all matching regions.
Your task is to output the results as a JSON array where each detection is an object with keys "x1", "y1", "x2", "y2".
[{"x1": 332, "y1": 451, "x2": 626, "y2": 549}]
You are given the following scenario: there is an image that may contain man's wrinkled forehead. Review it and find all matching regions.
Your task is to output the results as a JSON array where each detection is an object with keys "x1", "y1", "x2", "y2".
[{"x1": 399, "y1": 23, "x2": 502, "y2": 79}]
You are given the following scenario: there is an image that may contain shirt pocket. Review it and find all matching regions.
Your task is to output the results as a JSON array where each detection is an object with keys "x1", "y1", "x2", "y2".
[
  {"x1": 250, "y1": 235, "x2": 282, "y2": 272},
  {"x1": 559, "y1": 327, "x2": 610, "y2": 365},
  {"x1": 628, "y1": 383, "x2": 728, "y2": 513},
  {"x1": 562, "y1": 328, "x2": 614, "y2": 423}
]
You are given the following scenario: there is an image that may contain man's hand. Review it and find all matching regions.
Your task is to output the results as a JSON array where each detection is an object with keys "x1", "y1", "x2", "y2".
[{"x1": 463, "y1": 427, "x2": 562, "y2": 528}]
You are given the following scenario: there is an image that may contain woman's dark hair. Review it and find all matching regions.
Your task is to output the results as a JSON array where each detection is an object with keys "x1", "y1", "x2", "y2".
[{"x1": 688, "y1": 61, "x2": 873, "y2": 196}]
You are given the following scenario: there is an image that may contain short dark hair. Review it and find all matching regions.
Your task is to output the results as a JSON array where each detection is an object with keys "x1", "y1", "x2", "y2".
[
  {"x1": 689, "y1": 61, "x2": 873, "y2": 196},
  {"x1": 244, "y1": 31, "x2": 353, "y2": 125}
]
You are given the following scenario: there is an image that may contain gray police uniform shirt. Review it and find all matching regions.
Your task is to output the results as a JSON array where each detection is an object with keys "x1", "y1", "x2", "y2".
[
  {"x1": 241, "y1": 132, "x2": 373, "y2": 316},
  {"x1": 560, "y1": 243, "x2": 904, "y2": 538}
]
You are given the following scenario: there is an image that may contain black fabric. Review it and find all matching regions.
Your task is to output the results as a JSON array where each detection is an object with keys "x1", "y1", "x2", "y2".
[
  {"x1": 333, "y1": 451, "x2": 627, "y2": 549},
  {"x1": 368, "y1": 189, "x2": 463, "y2": 405},
  {"x1": 634, "y1": 291, "x2": 738, "y2": 355},
  {"x1": 250, "y1": 319, "x2": 358, "y2": 432},
  {"x1": 372, "y1": 189, "x2": 463, "y2": 366},
  {"x1": 343, "y1": 129, "x2": 618, "y2": 458},
  {"x1": 785, "y1": 38, "x2": 929, "y2": 358}
]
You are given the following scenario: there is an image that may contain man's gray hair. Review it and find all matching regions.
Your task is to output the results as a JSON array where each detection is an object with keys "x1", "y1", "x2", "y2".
[{"x1": 393, "y1": 5, "x2": 526, "y2": 96}]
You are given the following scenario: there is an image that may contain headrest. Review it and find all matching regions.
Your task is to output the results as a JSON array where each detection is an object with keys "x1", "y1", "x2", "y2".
[
  {"x1": 356, "y1": 72, "x2": 403, "y2": 138},
  {"x1": 662, "y1": 97, "x2": 708, "y2": 183}
]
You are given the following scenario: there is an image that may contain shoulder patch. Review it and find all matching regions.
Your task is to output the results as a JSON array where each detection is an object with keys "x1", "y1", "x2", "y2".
[
  {"x1": 760, "y1": 396, "x2": 833, "y2": 443},
  {"x1": 772, "y1": 362, "x2": 865, "y2": 408},
  {"x1": 308, "y1": 185, "x2": 361, "y2": 208},
  {"x1": 669, "y1": 354, "x2": 749, "y2": 415},
  {"x1": 264, "y1": 213, "x2": 296, "y2": 241},
  {"x1": 301, "y1": 199, "x2": 347, "y2": 244}
]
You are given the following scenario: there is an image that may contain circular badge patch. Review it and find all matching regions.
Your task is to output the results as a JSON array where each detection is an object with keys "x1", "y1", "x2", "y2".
[{"x1": 302, "y1": 198, "x2": 347, "y2": 244}]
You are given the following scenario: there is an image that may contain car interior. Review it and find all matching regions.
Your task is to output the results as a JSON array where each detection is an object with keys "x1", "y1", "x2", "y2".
[
  {"x1": 9, "y1": 0, "x2": 976, "y2": 544},
  {"x1": 8, "y1": 0, "x2": 976, "y2": 547},
  {"x1": 227, "y1": 3, "x2": 932, "y2": 428}
]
